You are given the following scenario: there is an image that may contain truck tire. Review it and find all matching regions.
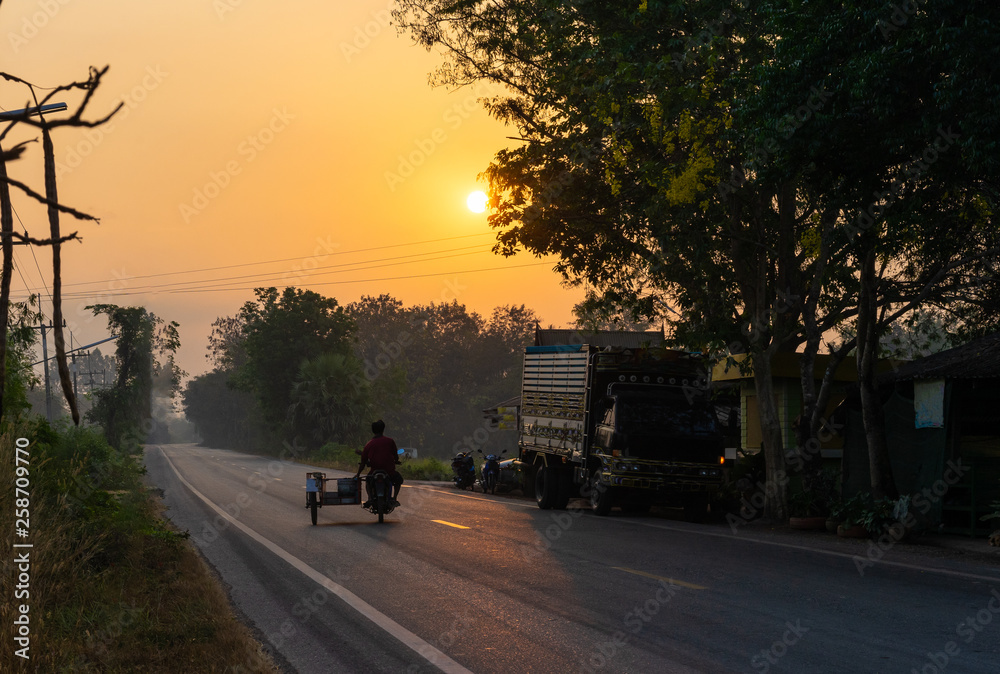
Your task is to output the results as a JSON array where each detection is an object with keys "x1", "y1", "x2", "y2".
[
  {"x1": 589, "y1": 470, "x2": 613, "y2": 516},
  {"x1": 553, "y1": 468, "x2": 572, "y2": 510},
  {"x1": 523, "y1": 464, "x2": 537, "y2": 499},
  {"x1": 535, "y1": 465, "x2": 555, "y2": 509}
]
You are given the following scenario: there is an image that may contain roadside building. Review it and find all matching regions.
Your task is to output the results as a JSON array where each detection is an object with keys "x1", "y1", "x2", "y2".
[{"x1": 840, "y1": 332, "x2": 1000, "y2": 536}]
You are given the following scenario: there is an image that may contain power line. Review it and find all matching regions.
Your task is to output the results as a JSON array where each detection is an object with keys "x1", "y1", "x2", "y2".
[
  {"x1": 50, "y1": 231, "x2": 497, "y2": 290},
  {"x1": 11, "y1": 242, "x2": 517, "y2": 301},
  {"x1": 39, "y1": 261, "x2": 553, "y2": 298},
  {"x1": 160, "y1": 261, "x2": 554, "y2": 295},
  {"x1": 51, "y1": 244, "x2": 491, "y2": 296},
  {"x1": 12, "y1": 205, "x2": 52, "y2": 311}
]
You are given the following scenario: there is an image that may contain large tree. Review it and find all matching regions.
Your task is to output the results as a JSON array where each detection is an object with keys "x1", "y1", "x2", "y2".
[
  {"x1": 396, "y1": 0, "x2": 1000, "y2": 513},
  {"x1": 86, "y1": 305, "x2": 181, "y2": 451},
  {"x1": 230, "y1": 287, "x2": 355, "y2": 436},
  {"x1": 741, "y1": 1, "x2": 1000, "y2": 498}
]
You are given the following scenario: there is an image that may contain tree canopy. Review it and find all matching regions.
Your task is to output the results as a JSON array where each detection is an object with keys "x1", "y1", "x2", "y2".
[{"x1": 396, "y1": 0, "x2": 1000, "y2": 513}]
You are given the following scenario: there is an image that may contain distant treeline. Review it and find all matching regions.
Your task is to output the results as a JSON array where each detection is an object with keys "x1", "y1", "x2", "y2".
[{"x1": 182, "y1": 289, "x2": 537, "y2": 459}]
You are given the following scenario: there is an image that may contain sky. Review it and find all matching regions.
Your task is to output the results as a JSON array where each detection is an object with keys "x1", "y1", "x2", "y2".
[{"x1": 2, "y1": 0, "x2": 584, "y2": 381}]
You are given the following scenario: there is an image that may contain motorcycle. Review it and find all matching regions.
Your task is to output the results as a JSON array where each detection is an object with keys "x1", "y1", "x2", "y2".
[
  {"x1": 362, "y1": 470, "x2": 396, "y2": 523},
  {"x1": 451, "y1": 450, "x2": 476, "y2": 490},
  {"x1": 477, "y1": 449, "x2": 506, "y2": 494}
]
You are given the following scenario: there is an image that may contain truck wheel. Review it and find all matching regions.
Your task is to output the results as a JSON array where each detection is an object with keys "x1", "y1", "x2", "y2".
[
  {"x1": 523, "y1": 465, "x2": 537, "y2": 499},
  {"x1": 535, "y1": 466, "x2": 555, "y2": 509},
  {"x1": 553, "y1": 468, "x2": 572, "y2": 510},
  {"x1": 308, "y1": 492, "x2": 318, "y2": 526},
  {"x1": 589, "y1": 470, "x2": 613, "y2": 516}
]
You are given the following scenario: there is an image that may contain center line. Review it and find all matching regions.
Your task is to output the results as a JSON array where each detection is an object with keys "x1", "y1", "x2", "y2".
[
  {"x1": 613, "y1": 567, "x2": 707, "y2": 590},
  {"x1": 432, "y1": 520, "x2": 470, "y2": 529}
]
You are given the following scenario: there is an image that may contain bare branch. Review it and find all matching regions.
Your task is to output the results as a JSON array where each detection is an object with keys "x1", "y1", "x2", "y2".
[
  {"x1": 1, "y1": 231, "x2": 80, "y2": 246},
  {"x1": 0, "y1": 174, "x2": 99, "y2": 222}
]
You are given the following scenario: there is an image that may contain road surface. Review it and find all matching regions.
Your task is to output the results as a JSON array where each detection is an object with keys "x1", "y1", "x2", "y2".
[{"x1": 145, "y1": 443, "x2": 1000, "y2": 674}]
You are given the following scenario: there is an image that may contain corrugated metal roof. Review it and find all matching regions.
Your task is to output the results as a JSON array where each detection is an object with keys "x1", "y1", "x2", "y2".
[
  {"x1": 535, "y1": 328, "x2": 664, "y2": 349},
  {"x1": 883, "y1": 331, "x2": 1000, "y2": 381}
]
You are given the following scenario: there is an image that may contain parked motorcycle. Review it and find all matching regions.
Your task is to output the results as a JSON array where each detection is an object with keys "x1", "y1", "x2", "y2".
[
  {"x1": 451, "y1": 450, "x2": 476, "y2": 490},
  {"x1": 362, "y1": 470, "x2": 396, "y2": 523},
  {"x1": 477, "y1": 449, "x2": 506, "y2": 494}
]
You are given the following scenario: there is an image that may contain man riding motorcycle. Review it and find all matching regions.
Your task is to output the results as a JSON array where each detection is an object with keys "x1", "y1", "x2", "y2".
[{"x1": 354, "y1": 419, "x2": 403, "y2": 507}]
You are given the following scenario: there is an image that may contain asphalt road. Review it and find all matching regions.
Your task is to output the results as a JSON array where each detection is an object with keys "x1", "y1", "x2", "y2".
[{"x1": 144, "y1": 444, "x2": 1000, "y2": 674}]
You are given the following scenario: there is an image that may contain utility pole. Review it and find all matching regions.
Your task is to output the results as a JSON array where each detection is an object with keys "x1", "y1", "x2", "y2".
[
  {"x1": 70, "y1": 334, "x2": 78, "y2": 399},
  {"x1": 38, "y1": 322, "x2": 52, "y2": 422}
]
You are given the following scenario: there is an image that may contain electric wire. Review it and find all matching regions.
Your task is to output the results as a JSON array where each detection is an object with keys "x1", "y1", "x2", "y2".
[
  {"x1": 55, "y1": 244, "x2": 491, "y2": 296},
  {"x1": 53, "y1": 231, "x2": 496, "y2": 290},
  {"x1": 12, "y1": 204, "x2": 52, "y2": 312},
  {"x1": 49, "y1": 252, "x2": 546, "y2": 299},
  {"x1": 68, "y1": 261, "x2": 554, "y2": 297}
]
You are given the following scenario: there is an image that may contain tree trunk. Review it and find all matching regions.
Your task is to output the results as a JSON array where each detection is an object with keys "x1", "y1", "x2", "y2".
[
  {"x1": 857, "y1": 248, "x2": 897, "y2": 499},
  {"x1": 0, "y1": 153, "x2": 13, "y2": 424},
  {"x1": 41, "y1": 124, "x2": 79, "y2": 425},
  {"x1": 754, "y1": 348, "x2": 788, "y2": 521}
]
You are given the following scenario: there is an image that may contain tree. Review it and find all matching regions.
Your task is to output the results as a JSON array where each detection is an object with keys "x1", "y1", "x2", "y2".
[
  {"x1": 86, "y1": 305, "x2": 181, "y2": 451},
  {"x1": 741, "y1": 1, "x2": 1000, "y2": 498},
  {"x1": 1, "y1": 296, "x2": 41, "y2": 422},
  {"x1": 1, "y1": 64, "x2": 120, "y2": 426},
  {"x1": 288, "y1": 352, "x2": 371, "y2": 447},
  {"x1": 182, "y1": 370, "x2": 256, "y2": 449},
  {"x1": 232, "y1": 287, "x2": 355, "y2": 436},
  {"x1": 395, "y1": 0, "x2": 807, "y2": 517},
  {"x1": 396, "y1": 0, "x2": 1000, "y2": 513},
  {"x1": 573, "y1": 290, "x2": 656, "y2": 332}
]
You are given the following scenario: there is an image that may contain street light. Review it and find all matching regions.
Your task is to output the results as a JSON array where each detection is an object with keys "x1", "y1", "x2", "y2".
[{"x1": 0, "y1": 102, "x2": 67, "y2": 121}]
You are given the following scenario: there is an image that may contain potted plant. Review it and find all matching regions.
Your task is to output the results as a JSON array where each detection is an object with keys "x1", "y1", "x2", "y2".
[
  {"x1": 835, "y1": 493, "x2": 870, "y2": 538},
  {"x1": 825, "y1": 496, "x2": 843, "y2": 533},
  {"x1": 789, "y1": 469, "x2": 839, "y2": 530},
  {"x1": 860, "y1": 495, "x2": 912, "y2": 540},
  {"x1": 789, "y1": 487, "x2": 827, "y2": 530}
]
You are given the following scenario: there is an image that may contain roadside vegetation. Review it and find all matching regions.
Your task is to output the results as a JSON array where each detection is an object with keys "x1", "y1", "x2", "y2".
[
  {"x1": 1, "y1": 302, "x2": 278, "y2": 672},
  {"x1": 0, "y1": 421, "x2": 277, "y2": 673},
  {"x1": 307, "y1": 441, "x2": 450, "y2": 481},
  {"x1": 183, "y1": 291, "x2": 536, "y2": 463}
]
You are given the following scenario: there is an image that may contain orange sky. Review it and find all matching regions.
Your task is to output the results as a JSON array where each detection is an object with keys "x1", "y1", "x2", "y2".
[{"x1": 2, "y1": 0, "x2": 583, "y2": 379}]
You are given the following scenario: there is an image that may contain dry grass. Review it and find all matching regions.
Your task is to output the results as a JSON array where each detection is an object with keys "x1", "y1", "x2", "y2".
[{"x1": 1, "y1": 424, "x2": 280, "y2": 673}]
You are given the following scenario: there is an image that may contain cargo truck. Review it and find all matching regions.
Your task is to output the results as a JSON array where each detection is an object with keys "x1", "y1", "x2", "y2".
[{"x1": 518, "y1": 344, "x2": 725, "y2": 516}]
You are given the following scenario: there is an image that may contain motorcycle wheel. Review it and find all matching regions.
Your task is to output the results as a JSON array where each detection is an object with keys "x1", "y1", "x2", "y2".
[{"x1": 307, "y1": 492, "x2": 318, "y2": 526}]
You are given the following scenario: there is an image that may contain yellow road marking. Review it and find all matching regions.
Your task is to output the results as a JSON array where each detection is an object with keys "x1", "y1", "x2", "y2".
[
  {"x1": 613, "y1": 567, "x2": 707, "y2": 590},
  {"x1": 432, "y1": 520, "x2": 470, "y2": 530}
]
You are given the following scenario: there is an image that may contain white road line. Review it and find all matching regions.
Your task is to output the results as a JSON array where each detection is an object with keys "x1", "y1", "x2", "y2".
[
  {"x1": 614, "y1": 518, "x2": 1000, "y2": 585},
  {"x1": 158, "y1": 447, "x2": 472, "y2": 674}
]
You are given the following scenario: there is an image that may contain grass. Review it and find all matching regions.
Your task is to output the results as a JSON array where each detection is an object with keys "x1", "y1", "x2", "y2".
[
  {"x1": 0, "y1": 419, "x2": 279, "y2": 673},
  {"x1": 308, "y1": 442, "x2": 451, "y2": 481}
]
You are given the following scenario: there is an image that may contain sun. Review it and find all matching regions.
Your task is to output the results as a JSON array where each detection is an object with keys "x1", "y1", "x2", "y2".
[{"x1": 466, "y1": 190, "x2": 488, "y2": 213}]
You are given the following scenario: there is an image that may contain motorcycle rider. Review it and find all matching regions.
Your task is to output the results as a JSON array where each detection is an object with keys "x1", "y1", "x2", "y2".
[{"x1": 354, "y1": 419, "x2": 403, "y2": 507}]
